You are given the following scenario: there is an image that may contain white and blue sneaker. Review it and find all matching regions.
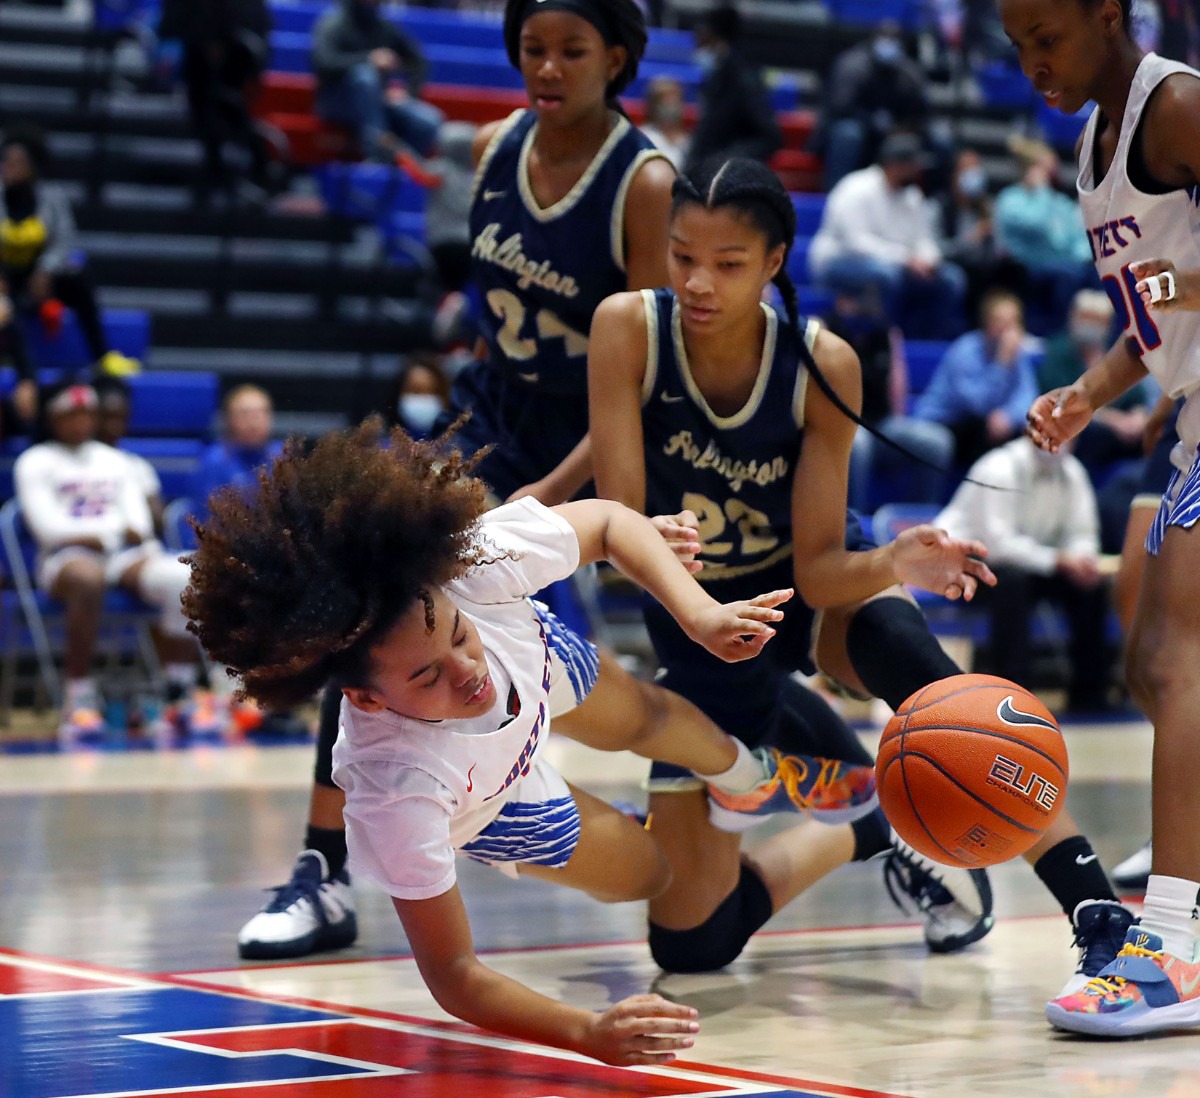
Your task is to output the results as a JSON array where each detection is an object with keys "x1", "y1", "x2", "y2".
[
  {"x1": 881, "y1": 834, "x2": 995, "y2": 953},
  {"x1": 238, "y1": 850, "x2": 357, "y2": 960}
]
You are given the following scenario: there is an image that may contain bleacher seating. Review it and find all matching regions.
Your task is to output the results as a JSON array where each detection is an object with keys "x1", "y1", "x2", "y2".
[{"x1": 20, "y1": 308, "x2": 151, "y2": 373}]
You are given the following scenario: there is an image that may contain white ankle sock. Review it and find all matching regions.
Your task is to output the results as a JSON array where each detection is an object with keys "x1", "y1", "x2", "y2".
[
  {"x1": 698, "y1": 740, "x2": 769, "y2": 793},
  {"x1": 165, "y1": 662, "x2": 199, "y2": 692},
  {"x1": 1140, "y1": 874, "x2": 1199, "y2": 960}
]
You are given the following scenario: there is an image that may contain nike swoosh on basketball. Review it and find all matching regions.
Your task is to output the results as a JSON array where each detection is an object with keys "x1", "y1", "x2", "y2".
[
  {"x1": 996, "y1": 696, "x2": 1059, "y2": 731},
  {"x1": 466, "y1": 763, "x2": 477, "y2": 792},
  {"x1": 483, "y1": 188, "x2": 506, "y2": 200},
  {"x1": 660, "y1": 392, "x2": 684, "y2": 403},
  {"x1": 1075, "y1": 854, "x2": 1098, "y2": 865}
]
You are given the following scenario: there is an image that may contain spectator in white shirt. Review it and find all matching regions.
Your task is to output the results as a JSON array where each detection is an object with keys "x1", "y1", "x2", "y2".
[
  {"x1": 935, "y1": 435, "x2": 1116, "y2": 712},
  {"x1": 14, "y1": 382, "x2": 200, "y2": 747},
  {"x1": 809, "y1": 131, "x2": 967, "y2": 340}
]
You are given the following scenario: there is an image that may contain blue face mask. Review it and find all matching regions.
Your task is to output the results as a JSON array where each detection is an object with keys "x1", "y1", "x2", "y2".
[
  {"x1": 399, "y1": 393, "x2": 443, "y2": 435},
  {"x1": 694, "y1": 47, "x2": 718, "y2": 75},
  {"x1": 872, "y1": 37, "x2": 903, "y2": 64},
  {"x1": 958, "y1": 166, "x2": 987, "y2": 198}
]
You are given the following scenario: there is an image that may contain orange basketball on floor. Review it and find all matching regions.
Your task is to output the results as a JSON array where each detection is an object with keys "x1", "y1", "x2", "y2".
[{"x1": 876, "y1": 673, "x2": 1069, "y2": 869}]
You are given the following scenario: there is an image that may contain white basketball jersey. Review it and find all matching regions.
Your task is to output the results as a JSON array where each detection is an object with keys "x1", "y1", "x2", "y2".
[{"x1": 1077, "y1": 53, "x2": 1200, "y2": 464}]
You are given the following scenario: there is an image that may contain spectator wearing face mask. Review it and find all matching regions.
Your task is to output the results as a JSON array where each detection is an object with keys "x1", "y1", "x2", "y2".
[
  {"x1": 385, "y1": 354, "x2": 450, "y2": 440},
  {"x1": 640, "y1": 76, "x2": 690, "y2": 169},
  {"x1": 934, "y1": 148, "x2": 1025, "y2": 326},
  {"x1": 684, "y1": 5, "x2": 781, "y2": 173},
  {"x1": 813, "y1": 22, "x2": 937, "y2": 190},
  {"x1": 1037, "y1": 288, "x2": 1160, "y2": 476}
]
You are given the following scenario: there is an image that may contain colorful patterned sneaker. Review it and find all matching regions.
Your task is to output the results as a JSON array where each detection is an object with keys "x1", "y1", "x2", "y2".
[
  {"x1": 881, "y1": 834, "x2": 995, "y2": 953},
  {"x1": 238, "y1": 850, "x2": 357, "y2": 960},
  {"x1": 57, "y1": 704, "x2": 106, "y2": 751},
  {"x1": 1054, "y1": 900, "x2": 1138, "y2": 998},
  {"x1": 1047, "y1": 927, "x2": 1200, "y2": 1036},
  {"x1": 177, "y1": 690, "x2": 228, "y2": 743},
  {"x1": 708, "y1": 746, "x2": 878, "y2": 830}
]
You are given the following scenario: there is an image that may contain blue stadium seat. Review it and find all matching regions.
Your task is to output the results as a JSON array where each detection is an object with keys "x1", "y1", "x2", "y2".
[
  {"x1": 786, "y1": 236, "x2": 813, "y2": 285},
  {"x1": 20, "y1": 308, "x2": 150, "y2": 372},
  {"x1": 124, "y1": 372, "x2": 218, "y2": 437},
  {"x1": 904, "y1": 339, "x2": 951, "y2": 401},
  {"x1": 976, "y1": 60, "x2": 1037, "y2": 109},
  {"x1": 824, "y1": 0, "x2": 924, "y2": 30},
  {"x1": 791, "y1": 193, "x2": 826, "y2": 237}
]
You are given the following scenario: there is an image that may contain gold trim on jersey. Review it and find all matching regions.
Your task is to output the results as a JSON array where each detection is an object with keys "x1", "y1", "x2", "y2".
[
  {"x1": 517, "y1": 112, "x2": 631, "y2": 222},
  {"x1": 610, "y1": 148, "x2": 671, "y2": 272},
  {"x1": 794, "y1": 318, "x2": 819, "y2": 428},
  {"x1": 640, "y1": 288, "x2": 659, "y2": 406},
  {"x1": 671, "y1": 299, "x2": 777, "y2": 429}
]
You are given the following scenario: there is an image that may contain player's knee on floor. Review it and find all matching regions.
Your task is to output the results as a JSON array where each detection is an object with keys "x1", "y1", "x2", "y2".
[{"x1": 648, "y1": 863, "x2": 774, "y2": 973}]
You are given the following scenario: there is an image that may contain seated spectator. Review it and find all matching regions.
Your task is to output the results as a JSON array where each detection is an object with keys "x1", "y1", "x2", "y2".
[
  {"x1": 809, "y1": 131, "x2": 967, "y2": 341},
  {"x1": 1038, "y1": 288, "x2": 1160, "y2": 476},
  {"x1": 640, "y1": 76, "x2": 690, "y2": 169},
  {"x1": 93, "y1": 376, "x2": 165, "y2": 538},
  {"x1": 684, "y1": 5, "x2": 781, "y2": 172},
  {"x1": 934, "y1": 147, "x2": 1025, "y2": 325},
  {"x1": 192, "y1": 383, "x2": 282, "y2": 514},
  {"x1": 14, "y1": 382, "x2": 204, "y2": 748},
  {"x1": 312, "y1": 0, "x2": 444, "y2": 163},
  {"x1": 157, "y1": 0, "x2": 281, "y2": 202},
  {"x1": 822, "y1": 291, "x2": 954, "y2": 513},
  {"x1": 0, "y1": 126, "x2": 141, "y2": 379},
  {"x1": 815, "y1": 21, "x2": 936, "y2": 190},
  {"x1": 384, "y1": 353, "x2": 450, "y2": 440},
  {"x1": 936, "y1": 435, "x2": 1116, "y2": 712},
  {"x1": 395, "y1": 121, "x2": 477, "y2": 348},
  {"x1": 994, "y1": 138, "x2": 1096, "y2": 335},
  {"x1": 913, "y1": 288, "x2": 1038, "y2": 468}
]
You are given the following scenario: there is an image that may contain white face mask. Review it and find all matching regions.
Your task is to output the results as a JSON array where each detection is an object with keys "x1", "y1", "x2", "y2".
[
  {"x1": 694, "y1": 47, "x2": 718, "y2": 74},
  {"x1": 872, "y1": 37, "x2": 903, "y2": 64},
  {"x1": 399, "y1": 393, "x2": 443, "y2": 434}
]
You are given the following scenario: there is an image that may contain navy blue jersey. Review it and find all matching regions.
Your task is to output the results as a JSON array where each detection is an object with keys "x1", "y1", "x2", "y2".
[
  {"x1": 639, "y1": 287, "x2": 816, "y2": 584},
  {"x1": 469, "y1": 110, "x2": 666, "y2": 397}
]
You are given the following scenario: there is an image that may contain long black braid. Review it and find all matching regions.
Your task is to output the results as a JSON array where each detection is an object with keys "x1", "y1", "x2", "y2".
[
  {"x1": 503, "y1": 0, "x2": 647, "y2": 104},
  {"x1": 670, "y1": 158, "x2": 945, "y2": 474}
]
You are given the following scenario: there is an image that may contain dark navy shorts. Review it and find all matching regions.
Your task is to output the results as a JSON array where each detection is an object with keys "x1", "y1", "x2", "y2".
[
  {"x1": 437, "y1": 359, "x2": 591, "y2": 502},
  {"x1": 647, "y1": 510, "x2": 875, "y2": 784}
]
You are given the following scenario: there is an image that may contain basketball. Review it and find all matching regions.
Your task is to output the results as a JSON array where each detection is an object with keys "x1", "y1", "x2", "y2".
[{"x1": 876, "y1": 673, "x2": 1069, "y2": 869}]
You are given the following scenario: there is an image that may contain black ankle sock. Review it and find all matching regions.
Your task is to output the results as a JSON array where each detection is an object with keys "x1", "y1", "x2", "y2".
[
  {"x1": 304, "y1": 826, "x2": 348, "y2": 879},
  {"x1": 851, "y1": 805, "x2": 892, "y2": 861},
  {"x1": 845, "y1": 597, "x2": 961, "y2": 711},
  {"x1": 1034, "y1": 835, "x2": 1117, "y2": 919}
]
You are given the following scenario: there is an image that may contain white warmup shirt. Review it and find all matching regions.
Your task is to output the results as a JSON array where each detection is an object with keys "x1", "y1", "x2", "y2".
[
  {"x1": 1076, "y1": 52, "x2": 1200, "y2": 470},
  {"x1": 15, "y1": 440, "x2": 154, "y2": 552},
  {"x1": 331, "y1": 497, "x2": 601, "y2": 901}
]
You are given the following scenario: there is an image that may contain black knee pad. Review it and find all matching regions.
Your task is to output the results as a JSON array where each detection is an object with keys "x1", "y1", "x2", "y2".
[
  {"x1": 648, "y1": 863, "x2": 774, "y2": 973},
  {"x1": 313, "y1": 685, "x2": 341, "y2": 789}
]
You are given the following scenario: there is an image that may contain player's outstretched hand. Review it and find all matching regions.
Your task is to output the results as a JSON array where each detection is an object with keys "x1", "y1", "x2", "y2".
[
  {"x1": 584, "y1": 994, "x2": 700, "y2": 1066},
  {"x1": 651, "y1": 510, "x2": 703, "y2": 573},
  {"x1": 892, "y1": 525, "x2": 996, "y2": 601},
  {"x1": 1026, "y1": 385, "x2": 1092, "y2": 452},
  {"x1": 688, "y1": 588, "x2": 793, "y2": 662}
]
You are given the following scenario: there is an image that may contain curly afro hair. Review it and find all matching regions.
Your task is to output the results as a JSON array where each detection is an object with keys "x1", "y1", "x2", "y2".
[{"x1": 183, "y1": 418, "x2": 493, "y2": 711}]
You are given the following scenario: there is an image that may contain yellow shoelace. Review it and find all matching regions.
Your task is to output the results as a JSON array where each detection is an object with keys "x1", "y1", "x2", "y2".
[{"x1": 1084, "y1": 942, "x2": 1162, "y2": 996}]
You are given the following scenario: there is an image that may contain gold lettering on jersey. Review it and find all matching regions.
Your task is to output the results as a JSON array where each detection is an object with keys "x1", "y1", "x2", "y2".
[
  {"x1": 663, "y1": 430, "x2": 789, "y2": 492},
  {"x1": 472, "y1": 224, "x2": 581, "y2": 298}
]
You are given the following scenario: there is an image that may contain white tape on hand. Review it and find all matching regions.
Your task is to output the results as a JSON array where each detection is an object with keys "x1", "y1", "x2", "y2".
[{"x1": 1145, "y1": 271, "x2": 1177, "y2": 303}]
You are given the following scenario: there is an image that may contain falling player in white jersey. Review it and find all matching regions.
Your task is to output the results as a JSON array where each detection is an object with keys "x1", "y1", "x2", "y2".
[{"x1": 1001, "y1": 0, "x2": 1200, "y2": 1038}]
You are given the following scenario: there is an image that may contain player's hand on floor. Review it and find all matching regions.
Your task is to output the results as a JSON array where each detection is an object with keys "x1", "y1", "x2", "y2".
[
  {"x1": 689, "y1": 588, "x2": 793, "y2": 662},
  {"x1": 584, "y1": 994, "x2": 699, "y2": 1066},
  {"x1": 651, "y1": 510, "x2": 703, "y2": 573},
  {"x1": 1026, "y1": 385, "x2": 1092, "y2": 452},
  {"x1": 892, "y1": 526, "x2": 996, "y2": 601}
]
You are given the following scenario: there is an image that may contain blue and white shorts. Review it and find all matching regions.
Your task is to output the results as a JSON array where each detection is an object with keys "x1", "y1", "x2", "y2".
[
  {"x1": 458, "y1": 604, "x2": 598, "y2": 878},
  {"x1": 459, "y1": 754, "x2": 581, "y2": 878},
  {"x1": 1146, "y1": 444, "x2": 1200, "y2": 557}
]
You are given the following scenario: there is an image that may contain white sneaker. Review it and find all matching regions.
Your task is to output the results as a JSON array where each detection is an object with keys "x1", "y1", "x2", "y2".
[
  {"x1": 1111, "y1": 840, "x2": 1152, "y2": 891},
  {"x1": 238, "y1": 850, "x2": 357, "y2": 960},
  {"x1": 880, "y1": 834, "x2": 995, "y2": 953}
]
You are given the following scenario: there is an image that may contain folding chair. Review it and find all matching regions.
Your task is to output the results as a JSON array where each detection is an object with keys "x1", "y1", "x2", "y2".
[{"x1": 0, "y1": 499, "x2": 162, "y2": 720}]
